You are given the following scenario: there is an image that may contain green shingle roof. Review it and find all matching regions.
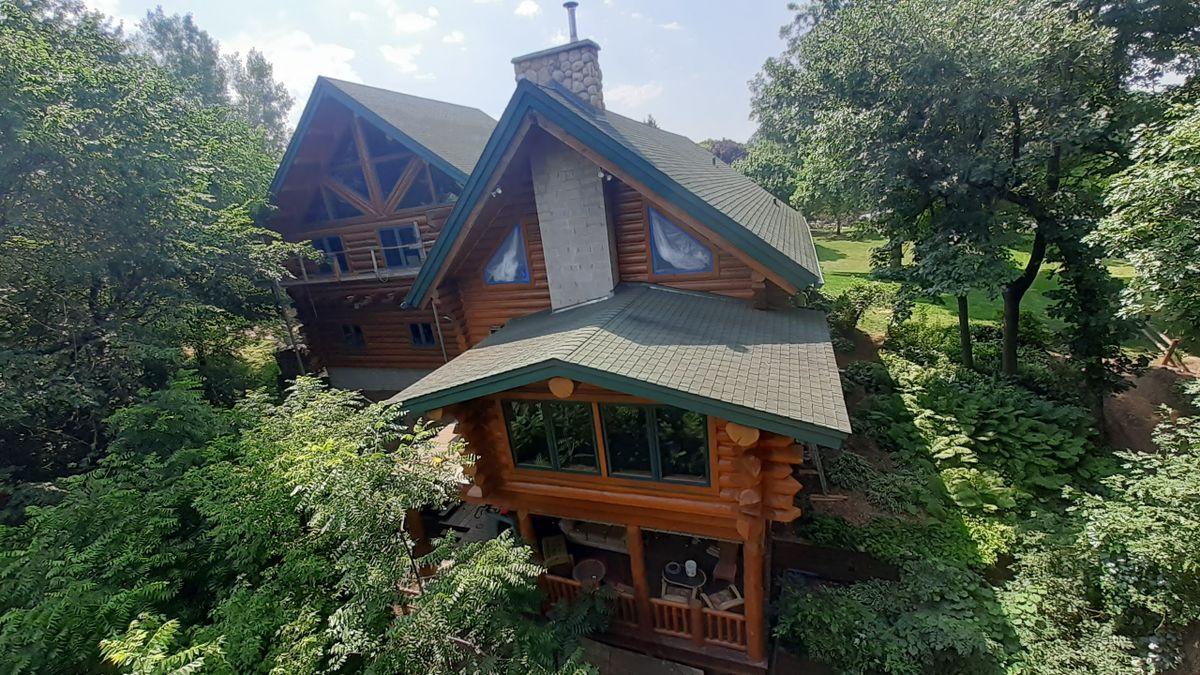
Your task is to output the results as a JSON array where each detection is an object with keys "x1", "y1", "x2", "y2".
[
  {"x1": 324, "y1": 78, "x2": 496, "y2": 178},
  {"x1": 536, "y1": 83, "x2": 822, "y2": 283},
  {"x1": 393, "y1": 284, "x2": 850, "y2": 447}
]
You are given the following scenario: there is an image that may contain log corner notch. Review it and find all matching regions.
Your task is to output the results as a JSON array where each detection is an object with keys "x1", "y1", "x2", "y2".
[
  {"x1": 450, "y1": 403, "x2": 502, "y2": 502},
  {"x1": 547, "y1": 377, "x2": 575, "y2": 399},
  {"x1": 714, "y1": 420, "x2": 805, "y2": 538}
]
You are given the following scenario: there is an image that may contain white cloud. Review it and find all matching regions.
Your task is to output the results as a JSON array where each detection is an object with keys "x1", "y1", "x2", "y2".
[
  {"x1": 630, "y1": 11, "x2": 643, "y2": 19},
  {"x1": 375, "y1": 0, "x2": 438, "y2": 33},
  {"x1": 514, "y1": 0, "x2": 541, "y2": 17},
  {"x1": 379, "y1": 44, "x2": 424, "y2": 74},
  {"x1": 427, "y1": 6, "x2": 439, "y2": 18},
  {"x1": 225, "y1": 29, "x2": 360, "y2": 124},
  {"x1": 442, "y1": 30, "x2": 465, "y2": 44},
  {"x1": 81, "y1": 0, "x2": 139, "y2": 29},
  {"x1": 347, "y1": 10, "x2": 369, "y2": 22},
  {"x1": 659, "y1": 21, "x2": 682, "y2": 31},
  {"x1": 547, "y1": 28, "x2": 568, "y2": 46},
  {"x1": 607, "y1": 82, "x2": 664, "y2": 108}
]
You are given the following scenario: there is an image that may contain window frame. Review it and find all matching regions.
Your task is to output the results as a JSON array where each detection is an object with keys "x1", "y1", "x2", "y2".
[
  {"x1": 313, "y1": 235, "x2": 350, "y2": 275},
  {"x1": 501, "y1": 399, "x2": 600, "y2": 475},
  {"x1": 378, "y1": 224, "x2": 424, "y2": 270},
  {"x1": 483, "y1": 223, "x2": 533, "y2": 286},
  {"x1": 644, "y1": 205, "x2": 717, "y2": 279},
  {"x1": 600, "y1": 403, "x2": 710, "y2": 486},
  {"x1": 341, "y1": 324, "x2": 366, "y2": 350},
  {"x1": 408, "y1": 322, "x2": 437, "y2": 348}
]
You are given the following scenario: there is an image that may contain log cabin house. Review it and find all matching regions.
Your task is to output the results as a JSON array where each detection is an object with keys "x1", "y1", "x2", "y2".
[{"x1": 269, "y1": 6, "x2": 850, "y2": 672}]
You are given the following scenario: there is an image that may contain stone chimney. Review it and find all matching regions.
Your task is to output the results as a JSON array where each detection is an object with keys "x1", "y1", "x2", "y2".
[{"x1": 511, "y1": 2, "x2": 604, "y2": 109}]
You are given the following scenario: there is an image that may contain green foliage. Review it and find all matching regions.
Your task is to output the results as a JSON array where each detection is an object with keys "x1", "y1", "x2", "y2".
[
  {"x1": 815, "y1": 281, "x2": 895, "y2": 338},
  {"x1": 0, "y1": 1, "x2": 298, "y2": 481},
  {"x1": 101, "y1": 613, "x2": 226, "y2": 675},
  {"x1": 824, "y1": 451, "x2": 943, "y2": 516},
  {"x1": 731, "y1": 139, "x2": 800, "y2": 202},
  {"x1": 775, "y1": 560, "x2": 1013, "y2": 675},
  {"x1": 840, "y1": 360, "x2": 893, "y2": 394},
  {"x1": 803, "y1": 514, "x2": 996, "y2": 570},
  {"x1": 1094, "y1": 93, "x2": 1200, "y2": 346}
]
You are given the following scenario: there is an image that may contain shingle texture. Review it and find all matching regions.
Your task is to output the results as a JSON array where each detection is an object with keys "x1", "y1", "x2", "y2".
[
  {"x1": 537, "y1": 84, "x2": 823, "y2": 284},
  {"x1": 326, "y1": 78, "x2": 496, "y2": 176},
  {"x1": 395, "y1": 284, "x2": 850, "y2": 437}
]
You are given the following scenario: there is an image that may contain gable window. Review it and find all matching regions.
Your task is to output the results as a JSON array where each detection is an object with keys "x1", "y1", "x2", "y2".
[
  {"x1": 341, "y1": 324, "x2": 366, "y2": 349},
  {"x1": 600, "y1": 404, "x2": 708, "y2": 484},
  {"x1": 409, "y1": 322, "x2": 436, "y2": 347},
  {"x1": 313, "y1": 235, "x2": 349, "y2": 274},
  {"x1": 502, "y1": 400, "x2": 599, "y2": 473},
  {"x1": 379, "y1": 225, "x2": 423, "y2": 269},
  {"x1": 484, "y1": 224, "x2": 531, "y2": 285},
  {"x1": 648, "y1": 207, "x2": 713, "y2": 276}
]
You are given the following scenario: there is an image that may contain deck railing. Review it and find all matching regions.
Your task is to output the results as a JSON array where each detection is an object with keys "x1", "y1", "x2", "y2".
[
  {"x1": 540, "y1": 573, "x2": 581, "y2": 607},
  {"x1": 282, "y1": 247, "x2": 422, "y2": 286},
  {"x1": 539, "y1": 575, "x2": 748, "y2": 653}
]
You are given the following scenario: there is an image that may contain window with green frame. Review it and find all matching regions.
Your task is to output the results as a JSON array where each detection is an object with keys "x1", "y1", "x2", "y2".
[
  {"x1": 502, "y1": 400, "x2": 599, "y2": 473},
  {"x1": 600, "y1": 404, "x2": 709, "y2": 484}
]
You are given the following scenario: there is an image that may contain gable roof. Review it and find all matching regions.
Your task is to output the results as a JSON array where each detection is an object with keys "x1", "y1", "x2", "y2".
[
  {"x1": 270, "y1": 77, "x2": 497, "y2": 196},
  {"x1": 402, "y1": 80, "x2": 822, "y2": 308},
  {"x1": 392, "y1": 283, "x2": 850, "y2": 447}
]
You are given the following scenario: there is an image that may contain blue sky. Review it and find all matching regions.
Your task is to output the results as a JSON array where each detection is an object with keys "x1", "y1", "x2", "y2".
[{"x1": 87, "y1": 0, "x2": 799, "y2": 142}]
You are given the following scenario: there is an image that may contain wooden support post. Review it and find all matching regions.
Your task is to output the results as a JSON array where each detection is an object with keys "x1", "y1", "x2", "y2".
[
  {"x1": 744, "y1": 522, "x2": 766, "y2": 662},
  {"x1": 689, "y1": 598, "x2": 705, "y2": 648},
  {"x1": 517, "y1": 511, "x2": 537, "y2": 549},
  {"x1": 626, "y1": 524, "x2": 653, "y2": 631}
]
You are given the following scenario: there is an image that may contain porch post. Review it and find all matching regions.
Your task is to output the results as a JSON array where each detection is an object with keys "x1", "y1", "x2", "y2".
[
  {"x1": 744, "y1": 522, "x2": 766, "y2": 662},
  {"x1": 626, "y1": 524, "x2": 653, "y2": 630},
  {"x1": 517, "y1": 511, "x2": 537, "y2": 547}
]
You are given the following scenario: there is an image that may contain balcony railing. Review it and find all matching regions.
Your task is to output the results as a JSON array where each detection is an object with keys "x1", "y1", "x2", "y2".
[
  {"x1": 540, "y1": 574, "x2": 747, "y2": 653},
  {"x1": 282, "y1": 245, "x2": 423, "y2": 286}
]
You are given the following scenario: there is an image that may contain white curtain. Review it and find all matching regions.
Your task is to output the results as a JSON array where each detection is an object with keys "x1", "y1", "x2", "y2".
[
  {"x1": 485, "y1": 224, "x2": 526, "y2": 283},
  {"x1": 650, "y1": 209, "x2": 712, "y2": 273}
]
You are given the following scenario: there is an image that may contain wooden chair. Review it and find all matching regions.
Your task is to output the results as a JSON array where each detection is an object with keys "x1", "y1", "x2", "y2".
[
  {"x1": 701, "y1": 584, "x2": 744, "y2": 611},
  {"x1": 660, "y1": 581, "x2": 695, "y2": 605},
  {"x1": 713, "y1": 541, "x2": 740, "y2": 584},
  {"x1": 541, "y1": 535, "x2": 572, "y2": 574}
]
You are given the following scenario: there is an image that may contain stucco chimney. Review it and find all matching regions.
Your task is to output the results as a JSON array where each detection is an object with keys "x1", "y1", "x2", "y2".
[{"x1": 511, "y1": 3, "x2": 604, "y2": 109}]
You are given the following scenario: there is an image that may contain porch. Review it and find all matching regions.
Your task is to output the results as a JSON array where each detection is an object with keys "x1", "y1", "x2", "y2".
[{"x1": 520, "y1": 514, "x2": 767, "y2": 673}]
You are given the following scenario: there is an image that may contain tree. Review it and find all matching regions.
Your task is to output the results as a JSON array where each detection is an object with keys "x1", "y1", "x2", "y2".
[
  {"x1": 1093, "y1": 90, "x2": 1200, "y2": 346},
  {"x1": 227, "y1": 49, "x2": 294, "y2": 152},
  {"x1": 0, "y1": 0, "x2": 293, "y2": 481},
  {"x1": 698, "y1": 138, "x2": 747, "y2": 164},
  {"x1": 643, "y1": 113, "x2": 658, "y2": 128},
  {"x1": 751, "y1": 0, "x2": 1130, "y2": 380},
  {"x1": 733, "y1": 139, "x2": 800, "y2": 203},
  {"x1": 137, "y1": 7, "x2": 229, "y2": 106}
]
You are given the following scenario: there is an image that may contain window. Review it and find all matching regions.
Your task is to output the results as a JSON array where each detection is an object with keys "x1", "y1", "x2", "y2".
[
  {"x1": 341, "y1": 324, "x2": 366, "y2": 349},
  {"x1": 409, "y1": 322, "x2": 436, "y2": 347},
  {"x1": 379, "y1": 225, "x2": 423, "y2": 269},
  {"x1": 503, "y1": 400, "x2": 599, "y2": 473},
  {"x1": 313, "y1": 235, "x2": 349, "y2": 274},
  {"x1": 648, "y1": 207, "x2": 713, "y2": 276},
  {"x1": 484, "y1": 224, "x2": 531, "y2": 285},
  {"x1": 600, "y1": 404, "x2": 708, "y2": 484}
]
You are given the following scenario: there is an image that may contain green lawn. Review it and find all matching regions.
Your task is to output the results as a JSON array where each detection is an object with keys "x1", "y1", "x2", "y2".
[{"x1": 814, "y1": 229, "x2": 1136, "y2": 337}]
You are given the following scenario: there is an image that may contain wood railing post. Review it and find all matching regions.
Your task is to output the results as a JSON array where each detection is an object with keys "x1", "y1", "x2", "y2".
[
  {"x1": 744, "y1": 522, "x2": 766, "y2": 662},
  {"x1": 626, "y1": 524, "x2": 653, "y2": 631},
  {"x1": 689, "y1": 599, "x2": 705, "y2": 648}
]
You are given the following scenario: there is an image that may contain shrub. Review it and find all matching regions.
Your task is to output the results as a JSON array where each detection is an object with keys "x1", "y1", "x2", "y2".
[
  {"x1": 775, "y1": 560, "x2": 1014, "y2": 675},
  {"x1": 802, "y1": 514, "x2": 998, "y2": 569},
  {"x1": 840, "y1": 361, "x2": 893, "y2": 393},
  {"x1": 826, "y1": 282, "x2": 896, "y2": 336}
]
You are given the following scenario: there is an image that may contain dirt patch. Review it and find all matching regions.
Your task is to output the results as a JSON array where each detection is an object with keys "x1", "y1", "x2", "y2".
[
  {"x1": 835, "y1": 330, "x2": 884, "y2": 368},
  {"x1": 1104, "y1": 363, "x2": 1199, "y2": 452}
]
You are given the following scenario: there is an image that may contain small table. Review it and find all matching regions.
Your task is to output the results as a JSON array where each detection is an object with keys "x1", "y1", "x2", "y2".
[
  {"x1": 573, "y1": 558, "x2": 607, "y2": 588},
  {"x1": 662, "y1": 563, "x2": 707, "y2": 592}
]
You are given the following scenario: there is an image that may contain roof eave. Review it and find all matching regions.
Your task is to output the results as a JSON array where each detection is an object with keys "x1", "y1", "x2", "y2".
[
  {"x1": 403, "y1": 81, "x2": 821, "y2": 308},
  {"x1": 269, "y1": 77, "x2": 470, "y2": 202},
  {"x1": 396, "y1": 359, "x2": 849, "y2": 449}
]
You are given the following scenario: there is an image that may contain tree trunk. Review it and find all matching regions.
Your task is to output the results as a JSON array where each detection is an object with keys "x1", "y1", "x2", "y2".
[
  {"x1": 957, "y1": 295, "x2": 974, "y2": 370},
  {"x1": 889, "y1": 239, "x2": 902, "y2": 270},
  {"x1": 835, "y1": 215, "x2": 843, "y2": 236},
  {"x1": 1002, "y1": 228, "x2": 1048, "y2": 376}
]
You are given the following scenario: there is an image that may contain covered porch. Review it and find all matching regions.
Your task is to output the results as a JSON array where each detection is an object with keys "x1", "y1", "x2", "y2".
[{"x1": 516, "y1": 513, "x2": 768, "y2": 671}]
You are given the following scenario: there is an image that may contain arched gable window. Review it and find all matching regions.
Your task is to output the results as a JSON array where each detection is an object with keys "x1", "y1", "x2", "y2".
[
  {"x1": 648, "y1": 207, "x2": 713, "y2": 275},
  {"x1": 484, "y1": 224, "x2": 531, "y2": 285}
]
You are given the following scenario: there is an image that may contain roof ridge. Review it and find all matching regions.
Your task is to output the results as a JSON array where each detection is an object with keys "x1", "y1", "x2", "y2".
[
  {"x1": 321, "y1": 76, "x2": 495, "y2": 118},
  {"x1": 561, "y1": 285, "x2": 648, "y2": 362}
]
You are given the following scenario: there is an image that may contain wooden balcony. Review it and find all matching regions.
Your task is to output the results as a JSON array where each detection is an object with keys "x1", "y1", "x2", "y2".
[
  {"x1": 540, "y1": 573, "x2": 749, "y2": 654},
  {"x1": 281, "y1": 247, "x2": 422, "y2": 287}
]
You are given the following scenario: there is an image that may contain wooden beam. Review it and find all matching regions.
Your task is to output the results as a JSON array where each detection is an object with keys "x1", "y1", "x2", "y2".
[
  {"x1": 351, "y1": 116, "x2": 384, "y2": 210},
  {"x1": 384, "y1": 157, "x2": 427, "y2": 213},
  {"x1": 626, "y1": 524, "x2": 654, "y2": 632},
  {"x1": 744, "y1": 523, "x2": 766, "y2": 662},
  {"x1": 517, "y1": 511, "x2": 537, "y2": 548},
  {"x1": 547, "y1": 377, "x2": 575, "y2": 399},
  {"x1": 322, "y1": 178, "x2": 375, "y2": 217},
  {"x1": 725, "y1": 422, "x2": 760, "y2": 448}
]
